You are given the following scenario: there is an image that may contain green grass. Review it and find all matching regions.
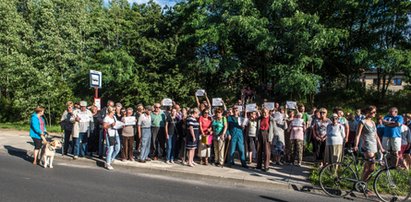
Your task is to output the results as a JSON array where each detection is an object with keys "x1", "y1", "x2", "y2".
[{"x1": 0, "y1": 122, "x2": 62, "y2": 133}]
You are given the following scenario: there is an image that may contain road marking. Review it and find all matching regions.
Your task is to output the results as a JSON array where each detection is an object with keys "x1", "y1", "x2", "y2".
[{"x1": 56, "y1": 162, "x2": 99, "y2": 170}]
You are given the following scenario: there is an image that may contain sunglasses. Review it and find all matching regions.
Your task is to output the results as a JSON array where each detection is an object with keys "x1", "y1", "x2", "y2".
[
  {"x1": 371, "y1": 111, "x2": 376, "y2": 114},
  {"x1": 320, "y1": 112, "x2": 326, "y2": 114}
]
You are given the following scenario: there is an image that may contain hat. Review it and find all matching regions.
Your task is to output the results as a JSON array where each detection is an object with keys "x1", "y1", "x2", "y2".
[{"x1": 80, "y1": 101, "x2": 87, "y2": 107}]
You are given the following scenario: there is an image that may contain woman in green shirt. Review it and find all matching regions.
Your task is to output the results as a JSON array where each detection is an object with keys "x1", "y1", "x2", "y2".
[{"x1": 212, "y1": 108, "x2": 228, "y2": 167}]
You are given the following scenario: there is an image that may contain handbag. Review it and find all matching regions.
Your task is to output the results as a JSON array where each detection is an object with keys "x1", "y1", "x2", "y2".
[{"x1": 108, "y1": 136, "x2": 116, "y2": 146}]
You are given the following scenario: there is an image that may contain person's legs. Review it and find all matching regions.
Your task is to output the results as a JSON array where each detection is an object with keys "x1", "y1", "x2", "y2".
[
  {"x1": 98, "y1": 129, "x2": 105, "y2": 158},
  {"x1": 121, "y1": 135, "x2": 127, "y2": 160},
  {"x1": 257, "y1": 133, "x2": 263, "y2": 169},
  {"x1": 105, "y1": 136, "x2": 114, "y2": 166},
  {"x1": 151, "y1": 127, "x2": 159, "y2": 158},
  {"x1": 263, "y1": 133, "x2": 270, "y2": 169},
  {"x1": 297, "y1": 140, "x2": 304, "y2": 164},
  {"x1": 167, "y1": 134, "x2": 173, "y2": 161},
  {"x1": 362, "y1": 152, "x2": 375, "y2": 181},
  {"x1": 111, "y1": 134, "x2": 121, "y2": 162},
  {"x1": 170, "y1": 134, "x2": 176, "y2": 161},
  {"x1": 127, "y1": 137, "x2": 134, "y2": 160},
  {"x1": 229, "y1": 135, "x2": 238, "y2": 165},
  {"x1": 80, "y1": 132, "x2": 88, "y2": 157},
  {"x1": 236, "y1": 134, "x2": 247, "y2": 167},
  {"x1": 159, "y1": 127, "x2": 166, "y2": 158},
  {"x1": 73, "y1": 137, "x2": 79, "y2": 157},
  {"x1": 290, "y1": 139, "x2": 296, "y2": 164},
  {"x1": 63, "y1": 130, "x2": 71, "y2": 155},
  {"x1": 140, "y1": 128, "x2": 150, "y2": 160}
]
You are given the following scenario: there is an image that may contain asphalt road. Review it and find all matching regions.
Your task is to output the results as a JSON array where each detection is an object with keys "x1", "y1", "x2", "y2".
[{"x1": 0, "y1": 151, "x2": 357, "y2": 202}]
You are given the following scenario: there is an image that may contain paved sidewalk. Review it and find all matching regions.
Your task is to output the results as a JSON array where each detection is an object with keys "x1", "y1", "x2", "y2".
[{"x1": 0, "y1": 129, "x2": 316, "y2": 191}]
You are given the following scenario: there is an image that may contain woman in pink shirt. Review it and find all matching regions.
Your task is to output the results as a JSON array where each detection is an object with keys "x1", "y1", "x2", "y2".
[{"x1": 289, "y1": 113, "x2": 306, "y2": 166}]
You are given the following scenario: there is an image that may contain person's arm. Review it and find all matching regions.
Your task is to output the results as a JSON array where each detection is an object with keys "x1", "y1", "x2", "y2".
[
  {"x1": 354, "y1": 122, "x2": 364, "y2": 151},
  {"x1": 195, "y1": 94, "x2": 200, "y2": 108},
  {"x1": 376, "y1": 132, "x2": 385, "y2": 153},
  {"x1": 344, "y1": 122, "x2": 349, "y2": 143},
  {"x1": 189, "y1": 125, "x2": 196, "y2": 142},
  {"x1": 205, "y1": 92, "x2": 211, "y2": 108},
  {"x1": 138, "y1": 125, "x2": 142, "y2": 140},
  {"x1": 165, "y1": 120, "x2": 169, "y2": 140},
  {"x1": 222, "y1": 118, "x2": 228, "y2": 140}
]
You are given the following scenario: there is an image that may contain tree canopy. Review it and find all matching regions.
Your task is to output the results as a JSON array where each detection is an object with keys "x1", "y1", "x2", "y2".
[{"x1": 0, "y1": 0, "x2": 410, "y2": 124}]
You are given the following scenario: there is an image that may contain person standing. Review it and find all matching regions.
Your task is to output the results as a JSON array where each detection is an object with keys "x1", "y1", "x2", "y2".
[
  {"x1": 151, "y1": 103, "x2": 166, "y2": 160},
  {"x1": 121, "y1": 107, "x2": 136, "y2": 161},
  {"x1": 198, "y1": 109, "x2": 213, "y2": 165},
  {"x1": 97, "y1": 100, "x2": 114, "y2": 159},
  {"x1": 72, "y1": 101, "x2": 93, "y2": 158},
  {"x1": 60, "y1": 104, "x2": 74, "y2": 156},
  {"x1": 88, "y1": 105, "x2": 100, "y2": 156},
  {"x1": 186, "y1": 108, "x2": 200, "y2": 167},
  {"x1": 382, "y1": 107, "x2": 403, "y2": 167},
  {"x1": 289, "y1": 113, "x2": 306, "y2": 166},
  {"x1": 138, "y1": 106, "x2": 152, "y2": 163},
  {"x1": 103, "y1": 106, "x2": 120, "y2": 170},
  {"x1": 227, "y1": 106, "x2": 248, "y2": 168},
  {"x1": 257, "y1": 108, "x2": 276, "y2": 171},
  {"x1": 212, "y1": 108, "x2": 227, "y2": 167},
  {"x1": 245, "y1": 111, "x2": 258, "y2": 164},
  {"x1": 334, "y1": 107, "x2": 350, "y2": 145},
  {"x1": 134, "y1": 104, "x2": 144, "y2": 157},
  {"x1": 29, "y1": 106, "x2": 48, "y2": 165},
  {"x1": 354, "y1": 106, "x2": 385, "y2": 181},
  {"x1": 273, "y1": 106, "x2": 287, "y2": 165},
  {"x1": 165, "y1": 108, "x2": 179, "y2": 164},
  {"x1": 313, "y1": 108, "x2": 331, "y2": 167},
  {"x1": 324, "y1": 114, "x2": 345, "y2": 165}
]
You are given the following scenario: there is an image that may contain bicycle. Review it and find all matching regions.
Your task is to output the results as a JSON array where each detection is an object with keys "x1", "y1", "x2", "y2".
[{"x1": 319, "y1": 148, "x2": 411, "y2": 201}]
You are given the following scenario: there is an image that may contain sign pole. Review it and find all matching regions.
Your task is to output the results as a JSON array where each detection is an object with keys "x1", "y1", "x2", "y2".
[{"x1": 94, "y1": 87, "x2": 98, "y2": 99}]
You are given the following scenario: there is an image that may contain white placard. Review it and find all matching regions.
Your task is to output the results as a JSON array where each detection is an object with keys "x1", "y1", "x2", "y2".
[
  {"x1": 286, "y1": 101, "x2": 297, "y2": 109},
  {"x1": 123, "y1": 116, "x2": 136, "y2": 126},
  {"x1": 263, "y1": 102, "x2": 275, "y2": 110},
  {"x1": 77, "y1": 113, "x2": 91, "y2": 123},
  {"x1": 212, "y1": 98, "x2": 223, "y2": 106},
  {"x1": 246, "y1": 103, "x2": 257, "y2": 112},
  {"x1": 235, "y1": 105, "x2": 243, "y2": 112},
  {"x1": 162, "y1": 98, "x2": 173, "y2": 106},
  {"x1": 94, "y1": 98, "x2": 101, "y2": 111},
  {"x1": 195, "y1": 89, "x2": 205, "y2": 96},
  {"x1": 113, "y1": 121, "x2": 124, "y2": 130}
]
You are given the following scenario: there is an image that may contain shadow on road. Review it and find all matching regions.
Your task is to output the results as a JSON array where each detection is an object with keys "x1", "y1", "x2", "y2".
[
  {"x1": 3, "y1": 145, "x2": 32, "y2": 163},
  {"x1": 259, "y1": 195, "x2": 288, "y2": 202}
]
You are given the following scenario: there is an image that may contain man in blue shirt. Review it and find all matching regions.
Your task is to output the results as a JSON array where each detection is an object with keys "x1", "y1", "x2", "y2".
[{"x1": 382, "y1": 107, "x2": 403, "y2": 167}]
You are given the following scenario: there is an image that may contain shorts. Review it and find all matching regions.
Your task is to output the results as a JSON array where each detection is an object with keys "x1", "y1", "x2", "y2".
[
  {"x1": 382, "y1": 137, "x2": 401, "y2": 152},
  {"x1": 32, "y1": 138, "x2": 42, "y2": 149},
  {"x1": 400, "y1": 145, "x2": 411, "y2": 155}
]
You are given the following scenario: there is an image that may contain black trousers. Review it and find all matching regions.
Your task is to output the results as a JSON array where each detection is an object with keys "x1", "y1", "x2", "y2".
[{"x1": 63, "y1": 130, "x2": 72, "y2": 155}]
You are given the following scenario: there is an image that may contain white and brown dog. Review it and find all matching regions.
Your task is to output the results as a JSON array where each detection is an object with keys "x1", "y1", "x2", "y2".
[{"x1": 41, "y1": 139, "x2": 62, "y2": 168}]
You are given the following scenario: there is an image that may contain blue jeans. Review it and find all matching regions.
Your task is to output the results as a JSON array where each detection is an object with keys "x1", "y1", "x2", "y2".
[
  {"x1": 106, "y1": 134, "x2": 120, "y2": 164},
  {"x1": 229, "y1": 132, "x2": 247, "y2": 166},
  {"x1": 140, "y1": 128, "x2": 151, "y2": 160},
  {"x1": 167, "y1": 133, "x2": 176, "y2": 161},
  {"x1": 74, "y1": 132, "x2": 88, "y2": 157}
]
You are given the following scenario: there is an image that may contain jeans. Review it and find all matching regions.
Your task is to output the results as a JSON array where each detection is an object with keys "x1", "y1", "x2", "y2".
[
  {"x1": 167, "y1": 133, "x2": 176, "y2": 161},
  {"x1": 140, "y1": 128, "x2": 151, "y2": 161},
  {"x1": 229, "y1": 130, "x2": 247, "y2": 167},
  {"x1": 74, "y1": 132, "x2": 88, "y2": 157},
  {"x1": 106, "y1": 134, "x2": 120, "y2": 164}
]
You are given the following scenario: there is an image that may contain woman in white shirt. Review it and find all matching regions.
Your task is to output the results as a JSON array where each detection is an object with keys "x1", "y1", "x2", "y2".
[{"x1": 103, "y1": 106, "x2": 120, "y2": 170}]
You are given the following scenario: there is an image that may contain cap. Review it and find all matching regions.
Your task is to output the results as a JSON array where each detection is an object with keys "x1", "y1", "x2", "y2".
[{"x1": 80, "y1": 101, "x2": 87, "y2": 107}]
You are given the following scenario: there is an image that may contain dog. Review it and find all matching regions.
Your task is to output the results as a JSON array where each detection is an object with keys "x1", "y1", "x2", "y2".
[{"x1": 41, "y1": 140, "x2": 62, "y2": 168}]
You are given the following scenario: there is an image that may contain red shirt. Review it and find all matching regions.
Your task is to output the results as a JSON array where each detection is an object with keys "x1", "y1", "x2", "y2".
[{"x1": 260, "y1": 116, "x2": 269, "y2": 131}]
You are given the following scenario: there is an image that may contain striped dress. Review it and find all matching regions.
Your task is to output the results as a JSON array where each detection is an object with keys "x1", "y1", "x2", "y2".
[{"x1": 186, "y1": 116, "x2": 200, "y2": 149}]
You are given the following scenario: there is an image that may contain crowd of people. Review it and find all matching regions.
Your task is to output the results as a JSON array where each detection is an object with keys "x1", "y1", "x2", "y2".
[{"x1": 29, "y1": 93, "x2": 411, "y2": 173}]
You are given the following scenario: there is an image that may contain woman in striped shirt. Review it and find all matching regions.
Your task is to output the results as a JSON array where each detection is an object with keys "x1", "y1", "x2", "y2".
[{"x1": 186, "y1": 108, "x2": 200, "y2": 167}]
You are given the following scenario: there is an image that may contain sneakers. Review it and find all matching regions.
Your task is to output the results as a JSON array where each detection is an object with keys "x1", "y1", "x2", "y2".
[
  {"x1": 73, "y1": 156, "x2": 78, "y2": 160},
  {"x1": 105, "y1": 163, "x2": 114, "y2": 170},
  {"x1": 170, "y1": 160, "x2": 175, "y2": 164}
]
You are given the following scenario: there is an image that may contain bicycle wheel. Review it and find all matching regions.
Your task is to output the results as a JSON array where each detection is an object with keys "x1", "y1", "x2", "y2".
[
  {"x1": 374, "y1": 167, "x2": 411, "y2": 202},
  {"x1": 319, "y1": 163, "x2": 358, "y2": 197}
]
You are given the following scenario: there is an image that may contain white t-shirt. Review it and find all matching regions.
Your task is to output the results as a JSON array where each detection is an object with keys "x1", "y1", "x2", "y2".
[{"x1": 104, "y1": 116, "x2": 117, "y2": 137}]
